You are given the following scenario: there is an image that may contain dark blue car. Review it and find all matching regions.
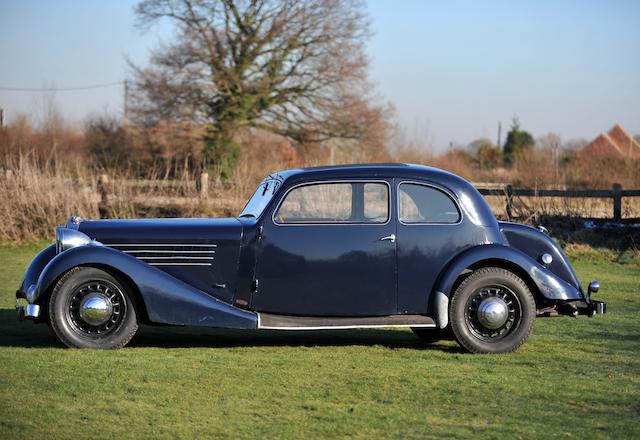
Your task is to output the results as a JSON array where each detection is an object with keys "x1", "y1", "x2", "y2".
[{"x1": 16, "y1": 164, "x2": 605, "y2": 353}]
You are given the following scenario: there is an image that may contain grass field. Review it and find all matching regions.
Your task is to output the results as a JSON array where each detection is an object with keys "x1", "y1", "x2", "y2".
[{"x1": 0, "y1": 243, "x2": 638, "y2": 439}]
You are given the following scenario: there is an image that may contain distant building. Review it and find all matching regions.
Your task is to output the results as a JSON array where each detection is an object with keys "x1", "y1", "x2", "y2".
[{"x1": 580, "y1": 124, "x2": 640, "y2": 159}]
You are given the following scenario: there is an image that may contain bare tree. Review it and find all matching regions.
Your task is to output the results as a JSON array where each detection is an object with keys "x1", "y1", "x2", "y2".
[
  {"x1": 537, "y1": 132, "x2": 562, "y2": 177},
  {"x1": 131, "y1": 0, "x2": 375, "y2": 178}
]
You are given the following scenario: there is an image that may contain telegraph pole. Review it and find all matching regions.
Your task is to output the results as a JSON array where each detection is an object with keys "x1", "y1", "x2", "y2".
[
  {"x1": 497, "y1": 121, "x2": 502, "y2": 150},
  {"x1": 123, "y1": 80, "x2": 128, "y2": 126}
]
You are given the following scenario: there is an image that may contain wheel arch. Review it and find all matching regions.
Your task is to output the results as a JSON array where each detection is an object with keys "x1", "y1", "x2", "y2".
[
  {"x1": 36, "y1": 263, "x2": 151, "y2": 324},
  {"x1": 431, "y1": 244, "x2": 584, "y2": 328},
  {"x1": 83, "y1": 263, "x2": 150, "y2": 324},
  {"x1": 465, "y1": 258, "x2": 544, "y2": 308}
]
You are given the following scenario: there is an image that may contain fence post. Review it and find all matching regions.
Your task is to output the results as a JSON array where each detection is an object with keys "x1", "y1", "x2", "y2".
[
  {"x1": 612, "y1": 183, "x2": 622, "y2": 223},
  {"x1": 505, "y1": 184, "x2": 514, "y2": 221},
  {"x1": 98, "y1": 174, "x2": 110, "y2": 218},
  {"x1": 198, "y1": 172, "x2": 209, "y2": 198}
]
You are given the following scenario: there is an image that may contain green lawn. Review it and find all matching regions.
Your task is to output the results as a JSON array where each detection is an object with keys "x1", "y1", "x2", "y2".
[{"x1": 0, "y1": 243, "x2": 638, "y2": 439}]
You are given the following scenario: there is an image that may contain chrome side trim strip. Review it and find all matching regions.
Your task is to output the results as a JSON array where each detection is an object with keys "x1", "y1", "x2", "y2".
[
  {"x1": 123, "y1": 250, "x2": 216, "y2": 254},
  {"x1": 258, "y1": 323, "x2": 436, "y2": 330},
  {"x1": 148, "y1": 263, "x2": 213, "y2": 266},
  {"x1": 136, "y1": 256, "x2": 214, "y2": 260},
  {"x1": 105, "y1": 243, "x2": 217, "y2": 247}
]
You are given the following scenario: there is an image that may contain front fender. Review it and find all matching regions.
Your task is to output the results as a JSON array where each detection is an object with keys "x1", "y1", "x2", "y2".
[
  {"x1": 435, "y1": 244, "x2": 584, "y2": 301},
  {"x1": 19, "y1": 243, "x2": 56, "y2": 299},
  {"x1": 36, "y1": 245, "x2": 257, "y2": 329}
]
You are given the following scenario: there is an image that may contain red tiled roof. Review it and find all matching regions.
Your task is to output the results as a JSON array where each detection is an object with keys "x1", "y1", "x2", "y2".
[{"x1": 580, "y1": 124, "x2": 640, "y2": 159}]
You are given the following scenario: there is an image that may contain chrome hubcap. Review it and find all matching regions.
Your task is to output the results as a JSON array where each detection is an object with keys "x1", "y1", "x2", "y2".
[
  {"x1": 67, "y1": 281, "x2": 125, "y2": 335},
  {"x1": 465, "y1": 286, "x2": 521, "y2": 341},
  {"x1": 477, "y1": 297, "x2": 509, "y2": 329},
  {"x1": 79, "y1": 293, "x2": 113, "y2": 326}
]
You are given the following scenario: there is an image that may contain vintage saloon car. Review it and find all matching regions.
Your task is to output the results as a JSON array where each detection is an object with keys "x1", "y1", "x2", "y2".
[{"x1": 16, "y1": 164, "x2": 605, "y2": 353}]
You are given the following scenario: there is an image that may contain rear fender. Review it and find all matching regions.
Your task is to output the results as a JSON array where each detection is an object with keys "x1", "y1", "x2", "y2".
[
  {"x1": 36, "y1": 245, "x2": 257, "y2": 329},
  {"x1": 431, "y1": 244, "x2": 584, "y2": 328}
]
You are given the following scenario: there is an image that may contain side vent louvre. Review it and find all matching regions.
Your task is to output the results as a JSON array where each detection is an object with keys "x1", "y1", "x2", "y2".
[{"x1": 104, "y1": 243, "x2": 217, "y2": 266}]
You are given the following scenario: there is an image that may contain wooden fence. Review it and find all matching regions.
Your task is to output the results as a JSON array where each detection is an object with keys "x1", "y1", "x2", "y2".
[
  {"x1": 94, "y1": 173, "x2": 640, "y2": 223},
  {"x1": 475, "y1": 183, "x2": 640, "y2": 222}
]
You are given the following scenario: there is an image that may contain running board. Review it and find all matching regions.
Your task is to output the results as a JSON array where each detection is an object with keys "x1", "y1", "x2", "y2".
[{"x1": 257, "y1": 313, "x2": 435, "y2": 330}]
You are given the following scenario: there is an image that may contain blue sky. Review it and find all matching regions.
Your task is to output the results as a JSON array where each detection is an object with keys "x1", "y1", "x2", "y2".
[{"x1": 1, "y1": 0, "x2": 638, "y2": 149}]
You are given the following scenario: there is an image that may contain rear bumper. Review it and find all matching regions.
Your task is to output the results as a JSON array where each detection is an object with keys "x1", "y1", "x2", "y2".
[
  {"x1": 551, "y1": 298, "x2": 606, "y2": 317},
  {"x1": 586, "y1": 300, "x2": 606, "y2": 316},
  {"x1": 545, "y1": 278, "x2": 606, "y2": 317}
]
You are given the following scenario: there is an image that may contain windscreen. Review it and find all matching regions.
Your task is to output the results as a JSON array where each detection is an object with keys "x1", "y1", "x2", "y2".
[{"x1": 239, "y1": 176, "x2": 283, "y2": 218}]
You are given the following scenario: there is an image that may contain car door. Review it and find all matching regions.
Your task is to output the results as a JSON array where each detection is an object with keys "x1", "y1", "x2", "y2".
[
  {"x1": 251, "y1": 179, "x2": 397, "y2": 316},
  {"x1": 395, "y1": 180, "x2": 470, "y2": 314}
]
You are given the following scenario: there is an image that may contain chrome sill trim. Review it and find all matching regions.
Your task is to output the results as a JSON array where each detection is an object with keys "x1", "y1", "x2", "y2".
[
  {"x1": 136, "y1": 256, "x2": 214, "y2": 260},
  {"x1": 123, "y1": 250, "x2": 216, "y2": 254},
  {"x1": 258, "y1": 323, "x2": 436, "y2": 330},
  {"x1": 105, "y1": 243, "x2": 217, "y2": 247},
  {"x1": 148, "y1": 263, "x2": 213, "y2": 266}
]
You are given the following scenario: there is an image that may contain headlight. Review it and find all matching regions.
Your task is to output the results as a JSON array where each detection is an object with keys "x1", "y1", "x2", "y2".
[{"x1": 55, "y1": 227, "x2": 93, "y2": 253}]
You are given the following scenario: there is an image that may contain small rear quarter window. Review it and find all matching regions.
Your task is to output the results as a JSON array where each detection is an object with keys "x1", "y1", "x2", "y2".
[{"x1": 399, "y1": 183, "x2": 460, "y2": 224}]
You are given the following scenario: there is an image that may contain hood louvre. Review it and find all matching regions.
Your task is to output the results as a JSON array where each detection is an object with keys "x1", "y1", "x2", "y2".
[{"x1": 104, "y1": 243, "x2": 217, "y2": 267}]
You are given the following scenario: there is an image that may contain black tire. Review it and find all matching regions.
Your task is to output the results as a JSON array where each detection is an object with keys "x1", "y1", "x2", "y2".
[
  {"x1": 48, "y1": 267, "x2": 138, "y2": 349},
  {"x1": 450, "y1": 267, "x2": 536, "y2": 354},
  {"x1": 411, "y1": 327, "x2": 453, "y2": 343}
]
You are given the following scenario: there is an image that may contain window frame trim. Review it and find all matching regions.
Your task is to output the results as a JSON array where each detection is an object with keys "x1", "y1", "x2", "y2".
[
  {"x1": 271, "y1": 179, "x2": 392, "y2": 226},
  {"x1": 396, "y1": 180, "x2": 463, "y2": 226}
]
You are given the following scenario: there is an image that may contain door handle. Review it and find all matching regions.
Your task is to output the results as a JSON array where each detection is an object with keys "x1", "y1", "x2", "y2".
[{"x1": 379, "y1": 234, "x2": 396, "y2": 243}]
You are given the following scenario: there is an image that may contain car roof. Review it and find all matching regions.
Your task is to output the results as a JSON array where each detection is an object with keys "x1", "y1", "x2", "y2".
[
  {"x1": 270, "y1": 163, "x2": 497, "y2": 227},
  {"x1": 277, "y1": 163, "x2": 466, "y2": 186}
]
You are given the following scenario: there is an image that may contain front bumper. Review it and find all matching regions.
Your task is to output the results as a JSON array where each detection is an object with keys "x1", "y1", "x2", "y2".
[
  {"x1": 16, "y1": 297, "x2": 41, "y2": 320},
  {"x1": 15, "y1": 243, "x2": 58, "y2": 323},
  {"x1": 16, "y1": 283, "x2": 42, "y2": 320}
]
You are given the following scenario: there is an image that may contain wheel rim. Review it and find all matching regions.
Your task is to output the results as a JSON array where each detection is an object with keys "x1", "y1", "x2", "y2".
[
  {"x1": 464, "y1": 285, "x2": 521, "y2": 341},
  {"x1": 66, "y1": 280, "x2": 126, "y2": 336}
]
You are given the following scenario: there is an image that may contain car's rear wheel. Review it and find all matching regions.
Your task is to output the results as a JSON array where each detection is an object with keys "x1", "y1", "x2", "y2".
[
  {"x1": 450, "y1": 267, "x2": 535, "y2": 353},
  {"x1": 411, "y1": 327, "x2": 453, "y2": 343},
  {"x1": 48, "y1": 267, "x2": 138, "y2": 349}
]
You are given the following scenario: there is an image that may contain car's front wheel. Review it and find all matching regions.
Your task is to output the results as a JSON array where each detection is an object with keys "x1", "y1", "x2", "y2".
[
  {"x1": 48, "y1": 267, "x2": 139, "y2": 349},
  {"x1": 450, "y1": 267, "x2": 536, "y2": 353}
]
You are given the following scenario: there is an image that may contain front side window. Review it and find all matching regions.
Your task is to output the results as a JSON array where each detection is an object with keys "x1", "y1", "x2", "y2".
[
  {"x1": 275, "y1": 182, "x2": 389, "y2": 224},
  {"x1": 399, "y1": 183, "x2": 460, "y2": 224}
]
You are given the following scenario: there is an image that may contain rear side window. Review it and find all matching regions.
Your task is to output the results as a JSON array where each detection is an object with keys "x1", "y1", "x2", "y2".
[
  {"x1": 275, "y1": 182, "x2": 389, "y2": 224},
  {"x1": 399, "y1": 183, "x2": 460, "y2": 224}
]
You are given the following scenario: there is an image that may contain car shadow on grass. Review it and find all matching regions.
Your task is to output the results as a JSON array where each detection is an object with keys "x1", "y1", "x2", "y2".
[{"x1": 0, "y1": 309, "x2": 463, "y2": 352}]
